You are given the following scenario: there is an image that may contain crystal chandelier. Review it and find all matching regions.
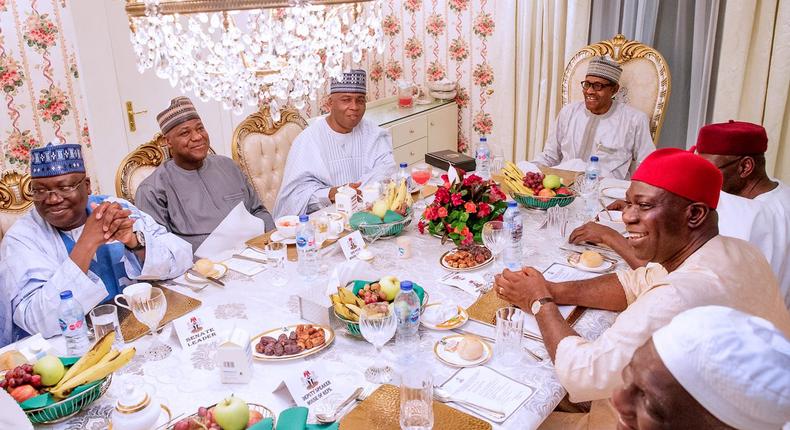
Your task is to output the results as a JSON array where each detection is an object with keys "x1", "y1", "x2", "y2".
[{"x1": 125, "y1": 0, "x2": 384, "y2": 115}]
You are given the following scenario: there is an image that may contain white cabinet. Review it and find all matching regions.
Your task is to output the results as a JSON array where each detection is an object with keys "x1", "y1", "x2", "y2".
[{"x1": 365, "y1": 98, "x2": 458, "y2": 165}]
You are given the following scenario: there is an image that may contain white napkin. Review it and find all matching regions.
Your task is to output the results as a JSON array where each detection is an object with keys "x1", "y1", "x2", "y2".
[
  {"x1": 195, "y1": 202, "x2": 265, "y2": 262},
  {"x1": 324, "y1": 259, "x2": 378, "y2": 296},
  {"x1": 448, "y1": 164, "x2": 461, "y2": 184},
  {"x1": 555, "y1": 158, "x2": 587, "y2": 172},
  {"x1": 422, "y1": 304, "x2": 458, "y2": 325},
  {"x1": 516, "y1": 160, "x2": 542, "y2": 174},
  {"x1": 440, "y1": 272, "x2": 486, "y2": 296},
  {"x1": 222, "y1": 248, "x2": 268, "y2": 277}
]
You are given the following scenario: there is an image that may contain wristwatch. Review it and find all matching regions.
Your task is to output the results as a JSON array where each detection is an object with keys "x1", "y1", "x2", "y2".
[
  {"x1": 127, "y1": 230, "x2": 146, "y2": 251},
  {"x1": 531, "y1": 297, "x2": 554, "y2": 316}
]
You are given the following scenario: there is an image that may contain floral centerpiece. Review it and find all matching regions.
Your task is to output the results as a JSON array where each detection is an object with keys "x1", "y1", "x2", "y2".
[{"x1": 418, "y1": 170, "x2": 508, "y2": 245}]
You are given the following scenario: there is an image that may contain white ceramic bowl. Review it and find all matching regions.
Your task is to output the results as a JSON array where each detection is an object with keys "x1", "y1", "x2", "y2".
[
  {"x1": 427, "y1": 80, "x2": 457, "y2": 92},
  {"x1": 275, "y1": 215, "x2": 300, "y2": 238},
  {"x1": 430, "y1": 90, "x2": 457, "y2": 100}
]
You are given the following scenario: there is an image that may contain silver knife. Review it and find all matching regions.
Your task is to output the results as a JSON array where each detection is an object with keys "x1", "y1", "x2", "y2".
[
  {"x1": 231, "y1": 253, "x2": 270, "y2": 264},
  {"x1": 187, "y1": 269, "x2": 225, "y2": 287},
  {"x1": 560, "y1": 245, "x2": 619, "y2": 263}
]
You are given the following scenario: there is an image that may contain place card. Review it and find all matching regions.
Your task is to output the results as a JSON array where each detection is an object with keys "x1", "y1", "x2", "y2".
[
  {"x1": 273, "y1": 362, "x2": 337, "y2": 408},
  {"x1": 439, "y1": 366, "x2": 536, "y2": 423},
  {"x1": 173, "y1": 309, "x2": 219, "y2": 352},
  {"x1": 339, "y1": 230, "x2": 365, "y2": 260}
]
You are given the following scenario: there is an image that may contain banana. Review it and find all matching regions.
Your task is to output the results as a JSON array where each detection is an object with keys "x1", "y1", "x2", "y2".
[
  {"x1": 55, "y1": 331, "x2": 115, "y2": 390},
  {"x1": 390, "y1": 180, "x2": 407, "y2": 211},
  {"x1": 95, "y1": 349, "x2": 120, "y2": 367},
  {"x1": 345, "y1": 303, "x2": 363, "y2": 317},
  {"x1": 330, "y1": 294, "x2": 341, "y2": 305},
  {"x1": 385, "y1": 181, "x2": 397, "y2": 209},
  {"x1": 52, "y1": 347, "x2": 136, "y2": 399},
  {"x1": 334, "y1": 303, "x2": 356, "y2": 321}
]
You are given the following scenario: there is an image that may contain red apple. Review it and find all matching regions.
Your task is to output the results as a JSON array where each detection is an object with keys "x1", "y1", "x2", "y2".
[
  {"x1": 247, "y1": 410, "x2": 263, "y2": 428},
  {"x1": 555, "y1": 187, "x2": 572, "y2": 196},
  {"x1": 10, "y1": 384, "x2": 38, "y2": 403}
]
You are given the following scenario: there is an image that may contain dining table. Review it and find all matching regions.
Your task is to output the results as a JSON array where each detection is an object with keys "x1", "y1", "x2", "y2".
[{"x1": 19, "y1": 179, "x2": 630, "y2": 430}]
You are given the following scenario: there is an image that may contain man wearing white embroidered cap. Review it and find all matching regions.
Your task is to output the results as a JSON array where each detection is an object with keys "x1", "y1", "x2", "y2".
[{"x1": 613, "y1": 305, "x2": 790, "y2": 430}]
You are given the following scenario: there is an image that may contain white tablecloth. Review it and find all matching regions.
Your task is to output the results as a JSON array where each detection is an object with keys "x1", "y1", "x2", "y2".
[{"x1": 33, "y1": 201, "x2": 620, "y2": 430}]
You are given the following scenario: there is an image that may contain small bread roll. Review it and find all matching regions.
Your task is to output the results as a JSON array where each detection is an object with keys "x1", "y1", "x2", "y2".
[
  {"x1": 580, "y1": 250, "x2": 603, "y2": 268},
  {"x1": 193, "y1": 258, "x2": 215, "y2": 276},
  {"x1": 458, "y1": 336, "x2": 484, "y2": 361}
]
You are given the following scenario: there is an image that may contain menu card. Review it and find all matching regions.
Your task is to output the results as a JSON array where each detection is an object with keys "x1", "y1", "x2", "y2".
[{"x1": 440, "y1": 366, "x2": 536, "y2": 423}]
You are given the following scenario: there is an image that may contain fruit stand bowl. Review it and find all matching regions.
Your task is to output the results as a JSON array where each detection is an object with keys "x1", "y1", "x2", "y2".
[
  {"x1": 24, "y1": 375, "x2": 111, "y2": 424},
  {"x1": 333, "y1": 280, "x2": 429, "y2": 338},
  {"x1": 167, "y1": 402, "x2": 276, "y2": 429},
  {"x1": 357, "y1": 212, "x2": 412, "y2": 242},
  {"x1": 512, "y1": 191, "x2": 577, "y2": 210}
]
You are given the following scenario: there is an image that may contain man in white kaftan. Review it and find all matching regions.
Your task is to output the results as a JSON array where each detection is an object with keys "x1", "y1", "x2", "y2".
[
  {"x1": 0, "y1": 144, "x2": 192, "y2": 340},
  {"x1": 534, "y1": 57, "x2": 654, "y2": 179},
  {"x1": 274, "y1": 69, "x2": 396, "y2": 217}
]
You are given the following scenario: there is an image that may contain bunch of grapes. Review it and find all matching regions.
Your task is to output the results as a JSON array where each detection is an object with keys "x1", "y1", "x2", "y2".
[
  {"x1": 522, "y1": 172, "x2": 546, "y2": 193},
  {"x1": 173, "y1": 406, "x2": 220, "y2": 430},
  {"x1": 0, "y1": 364, "x2": 42, "y2": 391}
]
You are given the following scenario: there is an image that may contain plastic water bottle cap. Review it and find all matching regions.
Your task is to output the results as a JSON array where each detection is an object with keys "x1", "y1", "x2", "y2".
[
  {"x1": 299, "y1": 215, "x2": 309, "y2": 223},
  {"x1": 590, "y1": 156, "x2": 599, "y2": 162},
  {"x1": 400, "y1": 281, "x2": 413, "y2": 291},
  {"x1": 507, "y1": 201, "x2": 518, "y2": 208},
  {"x1": 480, "y1": 137, "x2": 487, "y2": 142},
  {"x1": 59, "y1": 290, "x2": 73, "y2": 300},
  {"x1": 399, "y1": 162, "x2": 407, "y2": 168}
]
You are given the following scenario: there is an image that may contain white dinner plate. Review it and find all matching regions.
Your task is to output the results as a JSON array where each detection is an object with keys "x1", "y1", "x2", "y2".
[
  {"x1": 434, "y1": 335, "x2": 492, "y2": 368},
  {"x1": 421, "y1": 304, "x2": 469, "y2": 331},
  {"x1": 440, "y1": 248, "x2": 494, "y2": 272},
  {"x1": 251, "y1": 324, "x2": 335, "y2": 361},
  {"x1": 270, "y1": 230, "x2": 296, "y2": 244},
  {"x1": 185, "y1": 263, "x2": 228, "y2": 283},
  {"x1": 566, "y1": 253, "x2": 614, "y2": 273},
  {"x1": 601, "y1": 186, "x2": 627, "y2": 200}
]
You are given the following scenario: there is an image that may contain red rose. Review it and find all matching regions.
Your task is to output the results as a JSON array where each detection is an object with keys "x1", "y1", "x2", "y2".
[
  {"x1": 451, "y1": 193, "x2": 464, "y2": 206},
  {"x1": 462, "y1": 174, "x2": 483, "y2": 186},
  {"x1": 464, "y1": 201, "x2": 477, "y2": 213},
  {"x1": 437, "y1": 207, "x2": 448, "y2": 218},
  {"x1": 489, "y1": 184, "x2": 506, "y2": 202},
  {"x1": 424, "y1": 206, "x2": 438, "y2": 221},
  {"x1": 461, "y1": 233, "x2": 474, "y2": 246},
  {"x1": 434, "y1": 187, "x2": 450, "y2": 204},
  {"x1": 417, "y1": 220, "x2": 426, "y2": 234},
  {"x1": 460, "y1": 226, "x2": 470, "y2": 237},
  {"x1": 477, "y1": 202, "x2": 491, "y2": 217}
]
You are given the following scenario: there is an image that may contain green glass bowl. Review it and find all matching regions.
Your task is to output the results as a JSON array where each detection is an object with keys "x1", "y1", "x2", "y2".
[
  {"x1": 512, "y1": 192, "x2": 576, "y2": 210},
  {"x1": 23, "y1": 375, "x2": 111, "y2": 424},
  {"x1": 333, "y1": 280, "x2": 428, "y2": 338}
]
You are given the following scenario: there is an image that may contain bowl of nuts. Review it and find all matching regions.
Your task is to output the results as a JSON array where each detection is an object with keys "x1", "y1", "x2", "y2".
[{"x1": 440, "y1": 245, "x2": 494, "y2": 272}]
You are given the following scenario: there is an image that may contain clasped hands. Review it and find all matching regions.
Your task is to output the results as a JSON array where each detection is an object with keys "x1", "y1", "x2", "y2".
[
  {"x1": 81, "y1": 201, "x2": 138, "y2": 249},
  {"x1": 494, "y1": 267, "x2": 553, "y2": 314},
  {"x1": 328, "y1": 182, "x2": 362, "y2": 203}
]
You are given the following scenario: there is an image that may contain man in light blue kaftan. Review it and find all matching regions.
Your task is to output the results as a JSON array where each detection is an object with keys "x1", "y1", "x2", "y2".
[{"x1": 0, "y1": 143, "x2": 192, "y2": 343}]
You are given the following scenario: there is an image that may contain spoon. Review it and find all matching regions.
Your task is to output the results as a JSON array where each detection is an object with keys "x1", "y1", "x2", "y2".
[
  {"x1": 433, "y1": 386, "x2": 506, "y2": 419},
  {"x1": 315, "y1": 386, "x2": 364, "y2": 423}
]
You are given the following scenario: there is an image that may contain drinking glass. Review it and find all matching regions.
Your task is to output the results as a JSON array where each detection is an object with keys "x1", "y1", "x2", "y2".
[
  {"x1": 130, "y1": 287, "x2": 170, "y2": 360},
  {"x1": 482, "y1": 221, "x2": 507, "y2": 271},
  {"x1": 400, "y1": 372, "x2": 434, "y2": 430},
  {"x1": 359, "y1": 310, "x2": 398, "y2": 383},
  {"x1": 410, "y1": 163, "x2": 433, "y2": 215},
  {"x1": 266, "y1": 242, "x2": 288, "y2": 287},
  {"x1": 546, "y1": 206, "x2": 568, "y2": 240},
  {"x1": 89, "y1": 304, "x2": 123, "y2": 346},
  {"x1": 495, "y1": 307, "x2": 524, "y2": 366},
  {"x1": 491, "y1": 144, "x2": 506, "y2": 174},
  {"x1": 521, "y1": 211, "x2": 547, "y2": 256}
]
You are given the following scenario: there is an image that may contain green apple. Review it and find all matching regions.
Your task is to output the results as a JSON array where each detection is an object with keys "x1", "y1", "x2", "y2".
[
  {"x1": 213, "y1": 395, "x2": 250, "y2": 430},
  {"x1": 379, "y1": 275, "x2": 401, "y2": 301},
  {"x1": 371, "y1": 199, "x2": 388, "y2": 219},
  {"x1": 542, "y1": 174, "x2": 562, "y2": 190},
  {"x1": 33, "y1": 354, "x2": 65, "y2": 387}
]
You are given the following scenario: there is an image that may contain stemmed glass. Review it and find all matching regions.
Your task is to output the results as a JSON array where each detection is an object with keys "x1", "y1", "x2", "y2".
[
  {"x1": 482, "y1": 221, "x2": 507, "y2": 272},
  {"x1": 358, "y1": 309, "x2": 398, "y2": 383},
  {"x1": 266, "y1": 242, "x2": 288, "y2": 287},
  {"x1": 410, "y1": 162, "x2": 433, "y2": 216},
  {"x1": 130, "y1": 287, "x2": 170, "y2": 360}
]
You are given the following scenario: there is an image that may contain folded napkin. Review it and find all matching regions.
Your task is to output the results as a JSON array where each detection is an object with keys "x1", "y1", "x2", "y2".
[
  {"x1": 222, "y1": 248, "x2": 268, "y2": 277},
  {"x1": 555, "y1": 158, "x2": 587, "y2": 172},
  {"x1": 516, "y1": 160, "x2": 542, "y2": 174},
  {"x1": 248, "y1": 407, "x2": 339, "y2": 430},
  {"x1": 324, "y1": 259, "x2": 377, "y2": 296}
]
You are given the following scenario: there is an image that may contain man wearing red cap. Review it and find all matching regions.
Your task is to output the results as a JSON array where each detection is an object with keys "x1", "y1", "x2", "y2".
[
  {"x1": 495, "y1": 148, "x2": 790, "y2": 429},
  {"x1": 694, "y1": 120, "x2": 789, "y2": 308}
]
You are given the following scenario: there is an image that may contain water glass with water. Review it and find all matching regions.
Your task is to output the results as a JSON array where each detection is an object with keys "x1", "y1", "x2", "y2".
[
  {"x1": 495, "y1": 307, "x2": 524, "y2": 365},
  {"x1": 266, "y1": 242, "x2": 288, "y2": 287},
  {"x1": 546, "y1": 206, "x2": 568, "y2": 239},
  {"x1": 90, "y1": 304, "x2": 123, "y2": 345},
  {"x1": 399, "y1": 365, "x2": 434, "y2": 430}
]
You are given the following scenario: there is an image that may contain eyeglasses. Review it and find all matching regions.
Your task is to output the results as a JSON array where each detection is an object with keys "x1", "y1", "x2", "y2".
[
  {"x1": 31, "y1": 177, "x2": 87, "y2": 201},
  {"x1": 712, "y1": 157, "x2": 743, "y2": 171},
  {"x1": 580, "y1": 81, "x2": 614, "y2": 91}
]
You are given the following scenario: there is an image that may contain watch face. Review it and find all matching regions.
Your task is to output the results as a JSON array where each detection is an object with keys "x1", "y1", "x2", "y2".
[{"x1": 531, "y1": 300, "x2": 541, "y2": 315}]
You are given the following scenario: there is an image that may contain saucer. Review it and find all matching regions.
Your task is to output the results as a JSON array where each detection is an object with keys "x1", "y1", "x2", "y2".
[
  {"x1": 270, "y1": 230, "x2": 296, "y2": 244},
  {"x1": 566, "y1": 254, "x2": 614, "y2": 273},
  {"x1": 434, "y1": 335, "x2": 492, "y2": 368},
  {"x1": 185, "y1": 263, "x2": 228, "y2": 283}
]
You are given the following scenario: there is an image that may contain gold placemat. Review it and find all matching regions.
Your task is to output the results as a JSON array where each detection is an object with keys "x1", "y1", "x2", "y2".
[
  {"x1": 466, "y1": 290, "x2": 585, "y2": 327},
  {"x1": 118, "y1": 286, "x2": 202, "y2": 342},
  {"x1": 339, "y1": 384, "x2": 491, "y2": 430},
  {"x1": 413, "y1": 184, "x2": 438, "y2": 199},
  {"x1": 245, "y1": 229, "x2": 353, "y2": 262}
]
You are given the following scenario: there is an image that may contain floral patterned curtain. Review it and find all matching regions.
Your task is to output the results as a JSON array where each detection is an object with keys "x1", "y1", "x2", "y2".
[{"x1": 0, "y1": 0, "x2": 94, "y2": 181}]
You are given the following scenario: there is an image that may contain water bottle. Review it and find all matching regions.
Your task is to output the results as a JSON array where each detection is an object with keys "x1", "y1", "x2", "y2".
[
  {"x1": 475, "y1": 136, "x2": 491, "y2": 180},
  {"x1": 296, "y1": 215, "x2": 318, "y2": 281},
  {"x1": 584, "y1": 156, "x2": 601, "y2": 219},
  {"x1": 397, "y1": 162, "x2": 413, "y2": 189},
  {"x1": 394, "y1": 281, "x2": 420, "y2": 344},
  {"x1": 58, "y1": 290, "x2": 90, "y2": 356},
  {"x1": 503, "y1": 201, "x2": 523, "y2": 271}
]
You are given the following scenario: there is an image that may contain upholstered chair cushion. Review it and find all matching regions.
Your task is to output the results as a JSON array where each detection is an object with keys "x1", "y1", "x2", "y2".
[
  {"x1": 238, "y1": 122, "x2": 303, "y2": 210},
  {"x1": 0, "y1": 210, "x2": 29, "y2": 243},
  {"x1": 128, "y1": 165, "x2": 158, "y2": 203}
]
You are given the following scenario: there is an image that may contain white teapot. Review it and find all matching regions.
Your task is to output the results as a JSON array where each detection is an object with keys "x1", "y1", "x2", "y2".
[{"x1": 109, "y1": 382, "x2": 170, "y2": 430}]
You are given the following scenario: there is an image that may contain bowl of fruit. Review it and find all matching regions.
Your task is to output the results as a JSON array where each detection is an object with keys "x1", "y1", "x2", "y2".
[
  {"x1": 1, "y1": 332, "x2": 134, "y2": 424},
  {"x1": 330, "y1": 276, "x2": 429, "y2": 337},
  {"x1": 350, "y1": 179, "x2": 413, "y2": 241},
  {"x1": 501, "y1": 163, "x2": 576, "y2": 210},
  {"x1": 170, "y1": 395, "x2": 274, "y2": 430}
]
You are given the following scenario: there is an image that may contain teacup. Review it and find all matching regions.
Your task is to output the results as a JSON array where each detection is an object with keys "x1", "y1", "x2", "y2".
[
  {"x1": 114, "y1": 282, "x2": 152, "y2": 310},
  {"x1": 315, "y1": 215, "x2": 344, "y2": 241}
]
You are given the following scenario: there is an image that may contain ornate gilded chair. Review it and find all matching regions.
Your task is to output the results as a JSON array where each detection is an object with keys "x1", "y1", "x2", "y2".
[
  {"x1": 115, "y1": 133, "x2": 169, "y2": 203},
  {"x1": 561, "y1": 34, "x2": 671, "y2": 143},
  {"x1": 231, "y1": 106, "x2": 307, "y2": 210},
  {"x1": 0, "y1": 171, "x2": 33, "y2": 242}
]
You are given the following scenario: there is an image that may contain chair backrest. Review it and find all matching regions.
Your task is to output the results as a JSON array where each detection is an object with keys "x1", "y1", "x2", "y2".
[
  {"x1": 0, "y1": 171, "x2": 33, "y2": 242},
  {"x1": 561, "y1": 34, "x2": 671, "y2": 143},
  {"x1": 231, "y1": 105, "x2": 307, "y2": 210},
  {"x1": 115, "y1": 133, "x2": 169, "y2": 204}
]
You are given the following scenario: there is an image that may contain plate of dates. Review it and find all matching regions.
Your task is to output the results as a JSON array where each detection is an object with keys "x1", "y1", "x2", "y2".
[{"x1": 250, "y1": 324, "x2": 335, "y2": 361}]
